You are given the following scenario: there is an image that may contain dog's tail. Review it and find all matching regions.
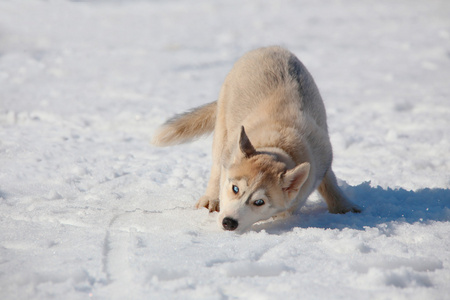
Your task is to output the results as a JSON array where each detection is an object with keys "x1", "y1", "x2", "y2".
[{"x1": 152, "y1": 101, "x2": 217, "y2": 146}]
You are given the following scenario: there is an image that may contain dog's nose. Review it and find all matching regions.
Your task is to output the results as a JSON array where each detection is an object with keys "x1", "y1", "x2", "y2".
[{"x1": 222, "y1": 217, "x2": 238, "y2": 231}]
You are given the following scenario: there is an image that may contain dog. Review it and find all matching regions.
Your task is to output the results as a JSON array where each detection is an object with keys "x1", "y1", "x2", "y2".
[{"x1": 153, "y1": 46, "x2": 360, "y2": 231}]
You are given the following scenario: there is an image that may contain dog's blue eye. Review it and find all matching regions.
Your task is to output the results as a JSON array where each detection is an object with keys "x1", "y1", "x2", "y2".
[
  {"x1": 254, "y1": 199, "x2": 265, "y2": 206},
  {"x1": 232, "y1": 185, "x2": 239, "y2": 194}
]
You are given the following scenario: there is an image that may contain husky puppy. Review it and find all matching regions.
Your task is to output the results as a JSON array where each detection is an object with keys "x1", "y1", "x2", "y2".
[{"x1": 153, "y1": 46, "x2": 360, "y2": 231}]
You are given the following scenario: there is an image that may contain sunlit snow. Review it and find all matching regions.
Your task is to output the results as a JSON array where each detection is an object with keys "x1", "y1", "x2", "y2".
[{"x1": 0, "y1": 1, "x2": 449, "y2": 299}]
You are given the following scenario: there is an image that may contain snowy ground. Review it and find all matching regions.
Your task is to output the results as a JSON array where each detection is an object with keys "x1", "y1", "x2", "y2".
[{"x1": 1, "y1": 0, "x2": 450, "y2": 299}]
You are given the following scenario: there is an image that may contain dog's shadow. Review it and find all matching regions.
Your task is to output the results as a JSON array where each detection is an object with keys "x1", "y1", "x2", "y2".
[{"x1": 253, "y1": 182, "x2": 450, "y2": 234}]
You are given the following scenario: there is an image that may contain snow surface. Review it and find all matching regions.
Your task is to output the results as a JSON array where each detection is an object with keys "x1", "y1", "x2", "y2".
[{"x1": 1, "y1": 0, "x2": 450, "y2": 299}]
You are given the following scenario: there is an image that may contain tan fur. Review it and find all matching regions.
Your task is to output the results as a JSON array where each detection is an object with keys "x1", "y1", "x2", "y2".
[
  {"x1": 153, "y1": 46, "x2": 360, "y2": 231},
  {"x1": 152, "y1": 101, "x2": 217, "y2": 146}
]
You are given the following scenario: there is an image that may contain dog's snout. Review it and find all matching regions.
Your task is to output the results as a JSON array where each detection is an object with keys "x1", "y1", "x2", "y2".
[{"x1": 222, "y1": 217, "x2": 238, "y2": 231}]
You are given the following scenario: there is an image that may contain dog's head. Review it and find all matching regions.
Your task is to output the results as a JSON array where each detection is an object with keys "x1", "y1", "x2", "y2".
[{"x1": 218, "y1": 127, "x2": 310, "y2": 232}]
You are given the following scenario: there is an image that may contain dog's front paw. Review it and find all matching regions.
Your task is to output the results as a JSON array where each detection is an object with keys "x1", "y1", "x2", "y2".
[{"x1": 195, "y1": 196, "x2": 220, "y2": 212}]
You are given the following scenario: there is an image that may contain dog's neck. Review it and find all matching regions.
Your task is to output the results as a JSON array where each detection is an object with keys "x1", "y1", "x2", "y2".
[
  {"x1": 244, "y1": 124, "x2": 311, "y2": 166},
  {"x1": 255, "y1": 147, "x2": 297, "y2": 169}
]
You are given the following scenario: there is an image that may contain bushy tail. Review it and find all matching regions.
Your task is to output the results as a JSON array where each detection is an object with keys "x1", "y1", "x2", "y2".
[{"x1": 152, "y1": 101, "x2": 217, "y2": 146}]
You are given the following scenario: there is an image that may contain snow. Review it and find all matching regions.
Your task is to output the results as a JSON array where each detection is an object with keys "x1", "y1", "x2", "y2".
[{"x1": 0, "y1": 0, "x2": 449, "y2": 299}]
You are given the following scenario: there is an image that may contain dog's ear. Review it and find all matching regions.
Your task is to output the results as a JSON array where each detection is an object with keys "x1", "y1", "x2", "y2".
[
  {"x1": 239, "y1": 126, "x2": 256, "y2": 158},
  {"x1": 281, "y1": 162, "x2": 310, "y2": 201}
]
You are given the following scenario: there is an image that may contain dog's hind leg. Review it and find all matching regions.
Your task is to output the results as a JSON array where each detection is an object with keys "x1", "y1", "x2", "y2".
[{"x1": 317, "y1": 169, "x2": 361, "y2": 214}]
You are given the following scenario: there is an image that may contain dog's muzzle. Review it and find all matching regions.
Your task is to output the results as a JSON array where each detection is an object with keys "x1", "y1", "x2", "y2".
[{"x1": 222, "y1": 217, "x2": 238, "y2": 231}]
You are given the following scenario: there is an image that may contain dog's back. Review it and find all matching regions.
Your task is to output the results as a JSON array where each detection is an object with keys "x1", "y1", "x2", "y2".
[
  {"x1": 219, "y1": 46, "x2": 332, "y2": 178},
  {"x1": 221, "y1": 46, "x2": 328, "y2": 134},
  {"x1": 153, "y1": 46, "x2": 327, "y2": 149}
]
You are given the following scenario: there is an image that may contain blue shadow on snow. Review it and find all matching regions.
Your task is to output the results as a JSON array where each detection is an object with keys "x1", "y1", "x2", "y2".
[{"x1": 253, "y1": 182, "x2": 450, "y2": 233}]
